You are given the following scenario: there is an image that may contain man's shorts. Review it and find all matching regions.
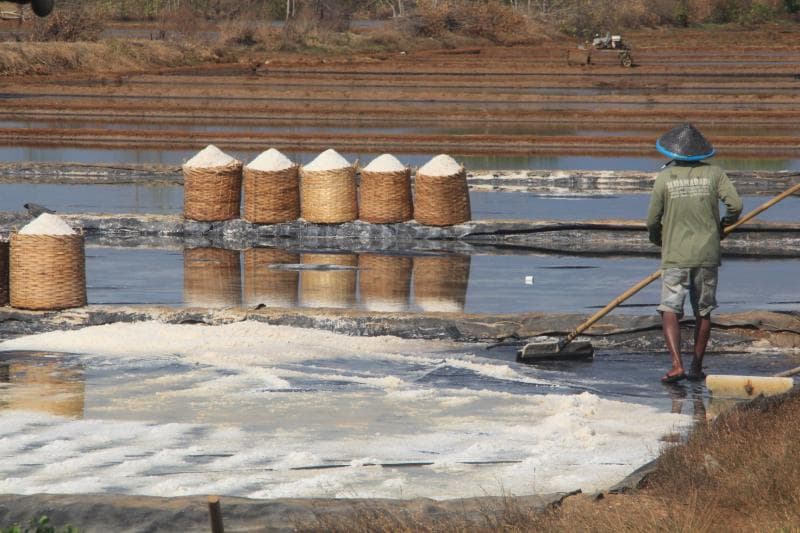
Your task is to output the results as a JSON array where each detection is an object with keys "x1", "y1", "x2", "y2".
[{"x1": 658, "y1": 267, "x2": 718, "y2": 318}]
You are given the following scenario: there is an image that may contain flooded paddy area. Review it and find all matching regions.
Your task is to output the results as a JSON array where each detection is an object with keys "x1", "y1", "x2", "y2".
[{"x1": 0, "y1": 27, "x2": 798, "y2": 525}]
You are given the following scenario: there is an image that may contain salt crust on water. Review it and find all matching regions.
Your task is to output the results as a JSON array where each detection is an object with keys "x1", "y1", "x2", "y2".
[
  {"x1": 303, "y1": 148, "x2": 351, "y2": 171},
  {"x1": 246, "y1": 148, "x2": 294, "y2": 172},
  {"x1": 418, "y1": 154, "x2": 462, "y2": 177},
  {"x1": 363, "y1": 153, "x2": 406, "y2": 173},
  {"x1": 0, "y1": 321, "x2": 690, "y2": 500},
  {"x1": 184, "y1": 145, "x2": 238, "y2": 168},
  {"x1": 18, "y1": 213, "x2": 75, "y2": 235}
]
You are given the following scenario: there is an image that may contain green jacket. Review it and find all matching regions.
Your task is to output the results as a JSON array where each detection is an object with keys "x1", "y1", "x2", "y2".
[{"x1": 646, "y1": 162, "x2": 742, "y2": 268}]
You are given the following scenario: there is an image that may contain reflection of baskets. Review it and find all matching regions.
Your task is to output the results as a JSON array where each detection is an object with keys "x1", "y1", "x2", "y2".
[
  {"x1": 9, "y1": 233, "x2": 86, "y2": 310},
  {"x1": 243, "y1": 248, "x2": 300, "y2": 307},
  {"x1": 183, "y1": 161, "x2": 243, "y2": 221},
  {"x1": 0, "y1": 240, "x2": 7, "y2": 307},
  {"x1": 5, "y1": 360, "x2": 85, "y2": 418},
  {"x1": 359, "y1": 254, "x2": 412, "y2": 312},
  {"x1": 359, "y1": 169, "x2": 413, "y2": 223},
  {"x1": 300, "y1": 253, "x2": 357, "y2": 309},
  {"x1": 183, "y1": 247, "x2": 242, "y2": 307},
  {"x1": 414, "y1": 169, "x2": 471, "y2": 226},
  {"x1": 301, "y1": 166, "x2": 358, "y2": 223},
  {"x1": 413, "y1": 254, "x2": 471, "y2": 313},
  {"x1": 243, "y1": 165, "x2": 300, "y2": 223}
]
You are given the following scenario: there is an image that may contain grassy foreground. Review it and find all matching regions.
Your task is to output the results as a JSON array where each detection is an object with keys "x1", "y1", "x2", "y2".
[{"x1": 305, "y1": 389, "x2": 800, "y2": 532}]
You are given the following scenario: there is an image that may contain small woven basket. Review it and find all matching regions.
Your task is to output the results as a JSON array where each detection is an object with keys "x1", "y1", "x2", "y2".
[
  {"x1": 300, "y1": 253, "x2": 357, "y2": 309},
  {"x1": 300, "y1": 165, "x2": 358, "y2": 224},
  {"x1": 0, "y1": 240, "x2": 8, "y2": 307},
  {"x1": 243, "y1": 165, "x2": 300, "y2": 224},
  {"x1": 359, "y1": 254, "x2": 412, "y2": 312},
  {"x1": 413, "y1": 254, "x2": 471, "y2": 313},
  {"x1": 9, "y1": 233, "x2": 86, "y2": 311},
  {"x1": 183, "y1": 247, "x2": 242, "y2": 307},
  {"x1": 183, "y1": 161, "x2": 243, "y2": 222},
  {"x1": 359, "y1": 168, "x2": 413, "y2": 223},
  {"x1": 243, "y1": 248, "x2": 300, "y2": 307},
  {"x1": 414, "y1": 168, "x2": 471, "y2": 226}
]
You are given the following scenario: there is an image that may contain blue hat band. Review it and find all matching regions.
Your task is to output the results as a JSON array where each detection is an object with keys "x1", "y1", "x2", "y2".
[{"x1": 656, "y1": 140, "x2": 715, "y2": 161}]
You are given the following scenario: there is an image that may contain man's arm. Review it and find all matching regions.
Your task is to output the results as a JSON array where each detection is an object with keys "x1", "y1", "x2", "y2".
[
  {"x1": 718, "y1": 171, "x2": 743, "y2": 229},
  {"x1": 646, "y1": 178, "x2": 664, "y2": 246}
]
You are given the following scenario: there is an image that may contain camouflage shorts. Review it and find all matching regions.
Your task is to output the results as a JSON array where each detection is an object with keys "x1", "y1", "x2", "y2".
[{"x1": 658, "y1": 267, "x2": 718, "y2": 317}]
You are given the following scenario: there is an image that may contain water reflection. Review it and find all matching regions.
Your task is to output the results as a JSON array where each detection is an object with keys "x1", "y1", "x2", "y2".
[
  {"x1": 299, "y1": 253, "x2": 358, "y2": 309},
  {"x1": 359, "y1": 253, "x2": 412, "y2": 312},
  {"x1": 243, "y1": 248, "x2": 299, "y2": 307},
  {"x1": 0, "y1": 352, "x2": 85, "y2": 418},
  {"x1": 183, "y1": 247, "x2": 242, "y2": 307},
  {"x1": 188, "y1": 247, "x2": 472, "y2": 313}
]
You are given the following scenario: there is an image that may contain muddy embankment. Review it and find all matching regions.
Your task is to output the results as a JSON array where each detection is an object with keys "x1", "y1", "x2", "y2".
[{"x1": 1, "y1": 26, "x2": 800, "y2": 158}]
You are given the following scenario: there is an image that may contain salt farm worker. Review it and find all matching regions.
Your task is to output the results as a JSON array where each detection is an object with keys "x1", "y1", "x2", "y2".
[{"x1": 646, "y1": 123, "x2": 742, "y2": 383}]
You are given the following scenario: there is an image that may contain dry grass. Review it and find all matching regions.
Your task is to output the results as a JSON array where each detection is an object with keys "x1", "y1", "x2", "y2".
[
  {"x1": 297, "y1": 390, "x2": 800, "y2": 532},
  {"x1": 0, "y1": 39, "x2": 213, "y2": 75}
]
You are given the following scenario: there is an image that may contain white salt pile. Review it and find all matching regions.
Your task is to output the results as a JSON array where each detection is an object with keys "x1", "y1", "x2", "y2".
[
  {"x1": 19, "y1": 213, "x2": 75, "y2": 235},
  {"x1": 418, "y1": 154, "x2": 462, "y2": 176},
  {"x1": 184, "y1": 145, "x2": 238, "y2": 168},
  {"x1": 246, "y1": 148, "x2": 294, "y2": 172},
  {"x1": 303, "y1": 149, "x2": 351, "y2": 172},
  {"x1": 363, "y1": 154, "x2": 406, "y2": 173}
]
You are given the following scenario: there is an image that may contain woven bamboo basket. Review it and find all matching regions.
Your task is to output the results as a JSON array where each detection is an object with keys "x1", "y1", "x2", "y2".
[
  {"x1": 183, "y1": 161, "x2": 243, "y2": 222},
  {"x1": 243, "y1": 248, "x2": 300, "y2": 307},
  {"x1": 414, "y1": 168, "x2": 471, "y2": 226},
  {"x1": 6, "y1": 359, "x2": 85, "y2": 418},
  {"x1": 300, "y1": 165, "x2": 358, "y2": 224},
  {"x1": 300, "y1": 253, "x2": 357, "y2": 309},
  {"x1": 9, "y1": 233, "x2": 86, "y2": 311},
  {"x1": 243, "y1": 165, "x2": 300, "y2": 223},
  {"x1": 413, "y1": 254, "x2": 471, "y2": 313},
  {"x1": 358, "y1": 168, "x2": 413, "y2": 223},
  {"x1": 358, "y1": 253, "x2": 412, "y2": 312},
  {"x1": 0, "y1": 240, "x2": 8, "y2": 307},
  {"x1": 183, "y1": 247, "x2": 242, "y2": 307}
]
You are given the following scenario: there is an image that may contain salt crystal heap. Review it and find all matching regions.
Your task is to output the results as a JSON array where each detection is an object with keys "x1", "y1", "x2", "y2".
[
  {"x1": 184, "y1": 145, "x2": 239, "y2": 168},
  {"x1": 418, "y1": 154, "x2": 462, "y2": 177},
  {"x1": 19, "y1": 213, "x2": 75, "y2": 235},
  {"x1": 363, "y1": 154, "x2": 406, "y2": 173},
  {"x1": 246, "y1": 148, "x2": 294, "y2": 172},
  {"x1": 303, "y1": 149, "x2": 351, "y2": 172}
]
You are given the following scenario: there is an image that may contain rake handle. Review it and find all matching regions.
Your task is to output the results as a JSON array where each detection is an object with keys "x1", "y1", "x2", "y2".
[{"x1": 562, "y1": 180, "x2": 800, "y2": 346}]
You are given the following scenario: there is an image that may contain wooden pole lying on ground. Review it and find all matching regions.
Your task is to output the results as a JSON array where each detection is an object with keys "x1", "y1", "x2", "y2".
[
  {"x1": 707, "y1": 365, "x2": 800, "y2": 399},
  {"x1": 208, "y1": 495, "x2": 224, "y2": 533}
]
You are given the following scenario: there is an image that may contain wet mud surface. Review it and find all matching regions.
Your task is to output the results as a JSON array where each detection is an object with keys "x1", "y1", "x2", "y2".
[{"x1": 0, "y1": 27, "x2": 799, "y2": 162}]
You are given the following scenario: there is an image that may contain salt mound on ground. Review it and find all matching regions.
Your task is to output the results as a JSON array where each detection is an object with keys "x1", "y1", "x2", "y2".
[
  {"x1": 246, "y1": 148, "x2": 294, "y2": 172},
  {"x1": 418, "y1": 154, "x2": 462, "y2": 177},
  {"x1": 303, "y1": 149, "x2": 351, "y2": 172},
  {"x1": 364, "y1": 154, "x2": 406, "y2": 173},
  {"x1": 184, "y1": 145, "x2": 238, "y2": 168},
  {"x1": 19, "y1": 213, "x2": 75, "y2": 235}
]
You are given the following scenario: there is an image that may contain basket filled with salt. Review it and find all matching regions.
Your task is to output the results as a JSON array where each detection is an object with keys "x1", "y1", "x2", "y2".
[
  {"x1": 358, "y1": 253, "x2": 412, "y2": 312},
  {"x1": 0, "y1": 239, "x2": 8, "y2": 307},
  {"x1": 183, "y1": 247, "x2": 242, "y2": 307},
  {"x1": 358, "y1": 154, "x2": 413, "y2": 223},
  {"x1": 243, "y1": 148, "x2": 300, "y2": 224},
  {"x1": 299, "y1": 253, "x2": 357, "y2": 309},
  {"x1": 300, "y1": 149, "x2": 358, "y2": 224},
  {"x1": 412, "y1": 254, "x2": 471, "y2": 313},
  {"x1": 414, "y1": 154, "x2": 471, "y2": 226},
  {"x1": 243, "y1": 248, "x2": 300, "y2": 308},
  {"x1": 183, "y1": 145, "x2": 243, "y2": 222},
  {"x1": 10, "y1": 213, "x2": 86, "y2": 310}
]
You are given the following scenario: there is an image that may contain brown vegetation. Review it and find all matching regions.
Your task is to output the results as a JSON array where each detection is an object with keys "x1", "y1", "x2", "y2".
[{"x1": 302, "y1": 390, "x2": 800, "y2": 531}]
